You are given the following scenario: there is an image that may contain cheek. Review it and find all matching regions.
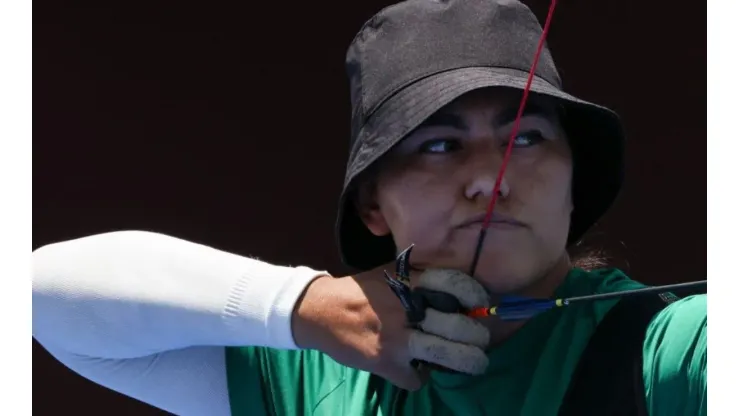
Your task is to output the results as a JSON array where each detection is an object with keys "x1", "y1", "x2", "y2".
[
  {"x1": 531, "y1": 142, "x2": 572, "y2": 202},
  {"x1": 376, "y1": 173, "x2": 458, "y2": 249},
  {"x1": 531, "y1": 157, "x2": 574, "y2": 237},
  {"x1": 513, "y1": 153, "x2": 573, "y2": 229},
  {"x1": 544, "y1": 163, "x2": 573, "y2": 212}
]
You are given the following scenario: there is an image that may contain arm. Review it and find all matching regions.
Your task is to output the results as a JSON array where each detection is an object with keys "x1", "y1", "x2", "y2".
[
  {"x1": 642, "y1": 294, "x2": 707, "y2": 416},
  {"x1": 32, "y1": 230, "x2": 328, "y2": 416}
]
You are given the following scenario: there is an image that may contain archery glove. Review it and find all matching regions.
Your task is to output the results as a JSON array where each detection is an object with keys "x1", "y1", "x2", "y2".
[{"x1": 407, "y1": 269, "x2": 491, "y2": 375}]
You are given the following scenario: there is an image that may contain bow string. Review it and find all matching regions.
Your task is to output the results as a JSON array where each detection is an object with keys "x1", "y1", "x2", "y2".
[{"x1": 384, "y1": 0, "x2": 707, "y2": 322}]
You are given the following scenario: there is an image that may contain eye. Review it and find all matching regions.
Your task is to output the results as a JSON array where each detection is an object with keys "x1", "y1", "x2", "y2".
[
  {"x1": 505, "y1": 130, "x2": 546, "y2": 148},
  {"x1": 418, "y1": 138, "x2": 463, "y2": 154}
]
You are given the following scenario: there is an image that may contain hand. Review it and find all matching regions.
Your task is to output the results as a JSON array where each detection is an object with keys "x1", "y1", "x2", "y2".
[{"x1": 292, "y1": 263, "x2": 491, "y2": 391}]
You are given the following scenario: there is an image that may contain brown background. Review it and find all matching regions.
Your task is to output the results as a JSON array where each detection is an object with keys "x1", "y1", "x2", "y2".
[{"x1": 33, "y1": 0, "x2": 706, "y2": 414}]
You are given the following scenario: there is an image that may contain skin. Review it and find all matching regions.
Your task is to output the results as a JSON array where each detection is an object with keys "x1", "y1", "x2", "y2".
[{"x1": 356, "y1": 87, "x2": 575, "y2": 344}]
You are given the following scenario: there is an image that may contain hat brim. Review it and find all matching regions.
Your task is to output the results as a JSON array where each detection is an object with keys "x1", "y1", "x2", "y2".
[{"x1": 336, "y1": 66, "x2": 624, "y2": 271}]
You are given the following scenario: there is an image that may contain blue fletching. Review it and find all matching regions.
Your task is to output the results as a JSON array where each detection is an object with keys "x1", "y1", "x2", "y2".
[
  {"x1": 495, "y1": 299, "x2": 556, "y2": 321},
  {"x1": 499, "y1": 294, "x2": 533, "y2": 304}
]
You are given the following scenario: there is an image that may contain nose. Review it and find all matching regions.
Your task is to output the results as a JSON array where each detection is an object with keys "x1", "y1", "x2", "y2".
[{"x1": 464, "y1": 164, "x2": 511, "y2": 202}]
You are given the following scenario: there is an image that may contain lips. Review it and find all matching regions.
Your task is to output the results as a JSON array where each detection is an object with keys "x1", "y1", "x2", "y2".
[{"x1": 456, "y1": 213, "x2": 526, "y2": 229}]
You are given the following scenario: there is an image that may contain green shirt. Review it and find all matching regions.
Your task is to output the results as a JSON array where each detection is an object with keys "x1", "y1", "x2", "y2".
[{"x1": 225, "y1": 268, "x2": 707, "y2": 415}]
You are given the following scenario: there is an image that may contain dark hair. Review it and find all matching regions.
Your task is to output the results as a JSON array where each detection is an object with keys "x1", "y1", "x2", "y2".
[{"x1": 568, "y1": 245, "x2": 609, "y2": 271}]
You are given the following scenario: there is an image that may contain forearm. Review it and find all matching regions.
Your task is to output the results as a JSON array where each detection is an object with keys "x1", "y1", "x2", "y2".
[{"x1": 32, "y1": 230, "x2": 328, "y2": 359}]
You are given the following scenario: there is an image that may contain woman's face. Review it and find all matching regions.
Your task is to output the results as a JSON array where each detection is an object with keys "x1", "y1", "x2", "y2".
[{"x1": 358, "y1": 88, "x2": 574, "y2": 294}]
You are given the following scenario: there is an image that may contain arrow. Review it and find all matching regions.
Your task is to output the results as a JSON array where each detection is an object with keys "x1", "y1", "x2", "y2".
[
  {"x1": 467, "y1": 280, "x2": 707, "y2": 321},
  {"x1": 384, "y1": 244, "x2": 707, "y2": 322}
]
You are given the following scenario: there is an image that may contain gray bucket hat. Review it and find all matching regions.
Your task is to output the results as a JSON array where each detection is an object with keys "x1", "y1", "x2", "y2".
[{"x1": 336, "y1": 0, "x2": 625, "y2": 271}]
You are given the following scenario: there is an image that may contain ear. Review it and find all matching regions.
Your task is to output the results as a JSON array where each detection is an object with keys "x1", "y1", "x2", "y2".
[
  {"x1": 353, "y1": 182, "x2": 391, "y2": 237},
  {"x1": 361, "y1": 208, "x2": 391, "y2": 237}
]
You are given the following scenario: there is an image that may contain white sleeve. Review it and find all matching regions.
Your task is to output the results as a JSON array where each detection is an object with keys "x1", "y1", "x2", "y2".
[{"x1": 32, "y1": 230, "x2": 330, "y2": 416}]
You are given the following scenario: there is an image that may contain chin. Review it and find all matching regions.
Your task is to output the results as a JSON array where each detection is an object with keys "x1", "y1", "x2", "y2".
[
  {"x1": 476, "y1": 274, "x2": 537, "y2": 295},
  {"x1": 471, "y1": 255, "x2": 544, "y2": 295}
]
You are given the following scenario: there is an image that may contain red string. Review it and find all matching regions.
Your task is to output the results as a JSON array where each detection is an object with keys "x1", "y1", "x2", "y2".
[{"x1": 469, "y1": 0, "x2": 560, "y2": 276}]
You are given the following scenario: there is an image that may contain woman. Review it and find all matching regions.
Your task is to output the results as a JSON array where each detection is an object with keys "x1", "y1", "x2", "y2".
[{"x1": 32, "y1": 0, "x2": 707, "y2": 415}]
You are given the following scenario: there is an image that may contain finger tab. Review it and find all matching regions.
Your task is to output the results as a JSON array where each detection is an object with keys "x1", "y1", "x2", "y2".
[
  {"x1": 418, "y1": 269, "x2": 491, "y2": 308},
  {"x1": 415, "y1": 288, "x2": 462, "y2": 313}
]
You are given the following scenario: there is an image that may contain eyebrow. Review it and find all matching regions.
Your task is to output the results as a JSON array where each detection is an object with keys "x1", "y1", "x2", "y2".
[
  {"x1": 494, "y1": 102, "x2": 553, "y2": 126},
  {"x1": 416, "y1": 101, "x2": 554, "y2": 131},
  {"x1": 417, "y1": 112, "x2": 467, "y2": 130}
]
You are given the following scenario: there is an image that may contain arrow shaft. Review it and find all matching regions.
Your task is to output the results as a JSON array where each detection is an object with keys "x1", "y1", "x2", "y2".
[
  {"x1": 563, "y1": 280, "x2": 707, "y2": 305},
  {"x1": 466, "y1": 280, "x2": 706, "y2": 319}
]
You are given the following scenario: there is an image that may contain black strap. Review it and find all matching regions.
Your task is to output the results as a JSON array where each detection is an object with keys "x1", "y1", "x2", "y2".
[{"x1": 557, "y1": 293, "x2": 678, "y2": 416}]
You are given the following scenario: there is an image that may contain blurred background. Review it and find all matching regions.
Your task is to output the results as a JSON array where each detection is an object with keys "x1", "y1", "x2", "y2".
[{"x1": 33, "y1": 0, "x2": 705, "y2": 414}]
